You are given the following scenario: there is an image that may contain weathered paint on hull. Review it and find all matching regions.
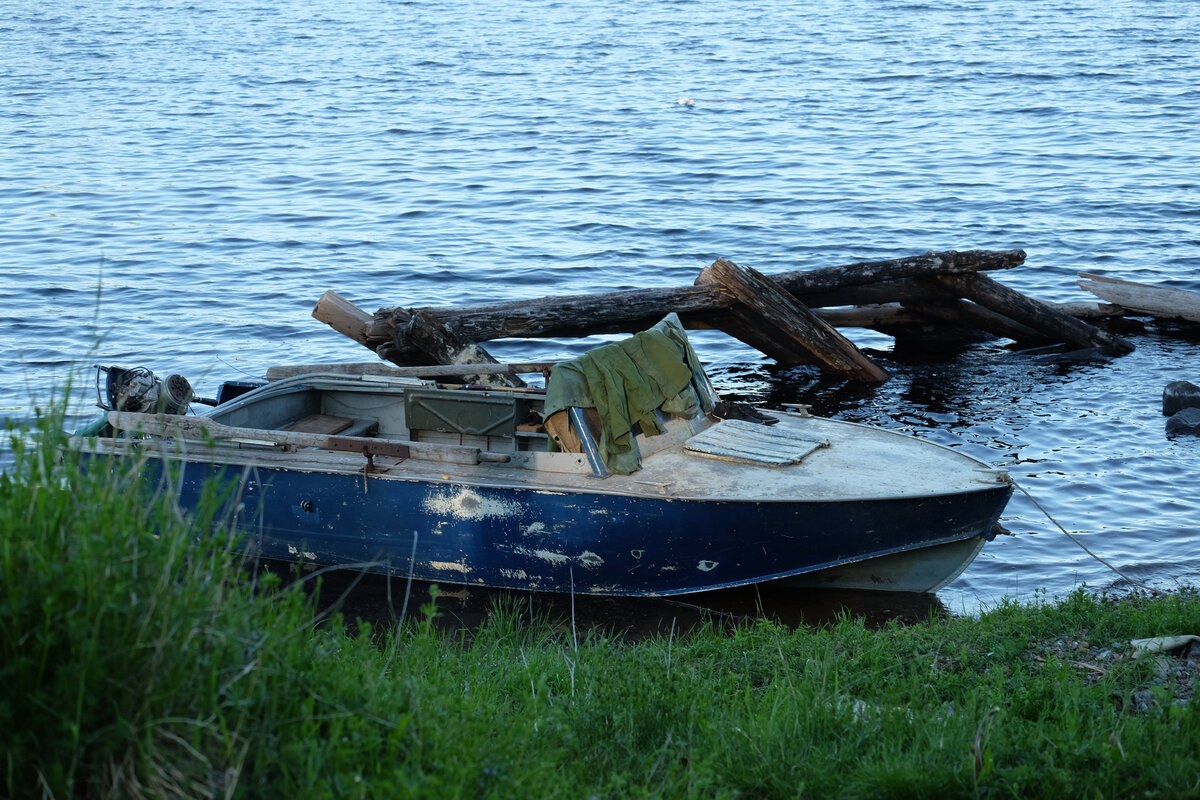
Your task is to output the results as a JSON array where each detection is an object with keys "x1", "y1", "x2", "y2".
[{"x1": 162, "y1": 459, "x2": 1012, "y2": 596}]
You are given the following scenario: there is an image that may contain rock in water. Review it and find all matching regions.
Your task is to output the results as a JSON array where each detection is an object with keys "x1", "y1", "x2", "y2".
[
  {"x1": 1163, "y1": 381, "x2": 1200, "y2": 416},
  {"x1": 1166, "y1": 407, "x2": 1200, "y2": 437}
]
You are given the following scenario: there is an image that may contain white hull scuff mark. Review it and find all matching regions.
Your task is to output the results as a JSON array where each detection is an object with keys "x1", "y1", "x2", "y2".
[
  {"x1": 422, "y1": 488, "x2": 524, "y2": 521},
  {"x1": 286, "y1": 544, "x2": 317, "y2": 560},
  {"x1": 428, "y1": 560, "x2": 471, "y2": 574},
  {"x1": 513, "y1": 545, "x2": 571, "y2": 565}
]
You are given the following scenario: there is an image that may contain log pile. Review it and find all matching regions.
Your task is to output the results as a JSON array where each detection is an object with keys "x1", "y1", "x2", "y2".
[{"x1": 312, "y1": 249, "x2": 1139, "y2": 385}]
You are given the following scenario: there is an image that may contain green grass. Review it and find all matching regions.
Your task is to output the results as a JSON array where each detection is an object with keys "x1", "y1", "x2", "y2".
[{"x1": 2, "y1": 405, "x2": 1198, "y2": 798}]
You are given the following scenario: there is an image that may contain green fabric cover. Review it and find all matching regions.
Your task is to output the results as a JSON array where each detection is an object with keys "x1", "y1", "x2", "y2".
[{"x1": 544, "y1": 313, "x2": 712, "y2": 475}]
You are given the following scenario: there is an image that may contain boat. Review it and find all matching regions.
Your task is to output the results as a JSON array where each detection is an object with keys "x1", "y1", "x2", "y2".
[{"x1": 73, "y1": 314, "x2": 1013, "y2": 596}]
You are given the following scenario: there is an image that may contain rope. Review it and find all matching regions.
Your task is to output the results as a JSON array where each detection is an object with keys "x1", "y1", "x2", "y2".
[{"x1": 1012, "y1": 479, "x2": 1160, "y2": 596}]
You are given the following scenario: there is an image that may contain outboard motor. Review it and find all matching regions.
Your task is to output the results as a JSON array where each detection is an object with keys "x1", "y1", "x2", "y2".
[{"x1": 95, "y1": 365, "x2": 194, "y2": 415}]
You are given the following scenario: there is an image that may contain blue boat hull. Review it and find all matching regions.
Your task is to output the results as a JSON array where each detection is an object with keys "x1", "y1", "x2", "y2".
[{"x1": 160, "y1": 459, "x2": 1010, "y2": 596}]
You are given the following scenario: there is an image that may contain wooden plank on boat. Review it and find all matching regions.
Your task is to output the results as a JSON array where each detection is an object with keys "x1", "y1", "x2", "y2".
[
  {"x1": 936, "y1": 272, "x2": 1135, "y2": 354},
  {"x1": 283, "y1": 414, "x2": 354, "y2": 434},
  {"x1": 1077, "y1": 272, "x2": 1200, "y2": 323},
  {"x1": 696, "y1": 258, "x2": 889, "y2": 382},
  {"x1": 107, "y1": 412, "x2": 511, "y2": 466},
  {"x1": 265, "y1": 361, "x2": 559, "y2": 382}
]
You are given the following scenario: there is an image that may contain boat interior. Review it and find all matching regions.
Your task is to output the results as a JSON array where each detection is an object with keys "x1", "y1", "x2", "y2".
[
  {"x1": 213, "y1": 376, "x2": 556, "y2": 453},
  {"x1": 93, "y1": 312, "x2": 766, "y2": 477},
  {"x1": 201, "y1": 371, "x2": 719, "y2": 479}
]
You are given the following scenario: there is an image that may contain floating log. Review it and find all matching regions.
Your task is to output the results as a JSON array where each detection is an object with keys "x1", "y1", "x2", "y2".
[
  {"x1": 313, "y1": 292, "x2": 524, "y2": 387},
  {"x1": 792, "y1": 277, "x2": 945, "y2": 310},
  {"x1": 903, "y1": 278, "x2": 1047, "y2": 344},
  {"x1": 813, "y1": 304, "x2": 926, "y2": 329},
  {"x1": 809, "y1": 280, "x2": 1117, "y2": 344},
  {"x1": 376, "y1": 308, "x2": 525, "y2": 387},
  {"x1": 696, "y1": 258, "x2": 888, "y2": 382},
  {"x1": 312, "y1": 290, "x2": 372, "y2": 346},
  {"x1": 904, "y1": 297, "x2": 1044, "y2": 344},
  {"x1": 1053, "y1": 301, "x2": 1128, "y2": 320},
  {"x1": 936, "y1": 273, "x2": 1134, "y2": 354},
  {"x1": 360, "y1": 249, "x2": 1026, "y2": 346},
  {"x1": 309, "y1": 248, "x2": 1139, "y2": 388},
  {"x1": 311, "y1": 290, "x2": 1003, "y2": 367},
  {"x1": 769, "y1": 248, "x2": 1026, "y2": 294},
  {"x1": 1078, "y1": 273, "x2": 1200, "y2": 324}
]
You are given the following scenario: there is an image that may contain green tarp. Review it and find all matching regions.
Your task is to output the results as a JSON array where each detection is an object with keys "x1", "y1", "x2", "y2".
[{"x1": 543, "y1": 313, "x2": 714, "y2": 474}]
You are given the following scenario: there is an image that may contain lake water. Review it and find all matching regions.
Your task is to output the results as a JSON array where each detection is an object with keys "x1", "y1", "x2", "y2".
[{"x1": 3, "y1": 0, "x2": 1198, "y2": 614}]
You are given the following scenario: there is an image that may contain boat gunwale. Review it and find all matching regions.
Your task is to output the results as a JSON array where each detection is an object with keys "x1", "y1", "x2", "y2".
[
  {"x1": 73, "y1": 434, "x2": 1013, "y2": 507},
  {"x1": 187, "y1": 373, "x2": 1010, "y2": 479}
]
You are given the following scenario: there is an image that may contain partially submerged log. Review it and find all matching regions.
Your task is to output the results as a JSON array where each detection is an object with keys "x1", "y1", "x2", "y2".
[
  {"x1": 936, "y1": 273, "x2": 1134, "y2": 355},
  {"x1": 814, "y1": 304, "x2": 926, "y2": 329},
  {"x1": 362, "y1": 249, "x2": 1026, "y2": 345},
  {"x1": 310, "y1": 248, "x2": 1139, "y2": 386},
  {"x1": 903, "y1": 279, "x2": 1047, "y2": 344},
  {"x1": 1053, "y1": 301, "x2": 1128, "y2": 320},
  {"x1": 1078, "y1": 273, "x2": 1200, "y2": 324},
  {"x1": 696, "y1": 258, "x2": 888, "y2": 382}
]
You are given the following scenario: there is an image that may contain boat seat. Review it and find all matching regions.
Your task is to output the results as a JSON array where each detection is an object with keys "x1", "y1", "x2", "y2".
[
  {"x1": 339, "y1": 419, "x2": 380, "y2": 437},
  {"x1": 283, "y1": 414, "x2": 379, "y2": 438},
  {"x1": 285, "y1": 414, "x2": 353, "y2": 434}
]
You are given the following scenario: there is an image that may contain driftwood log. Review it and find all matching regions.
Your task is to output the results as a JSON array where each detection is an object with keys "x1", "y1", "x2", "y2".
[
  {"x1": 311, "y1": 247, "x2": 1136, "y2": 385},
  {"x1": 1077, "y1": 272, "x2": 1200, "y2": 324},
  {"x1": 378, "y1": 308, "x2": 525, "y2": 387},
  {"x1": 696, "y1": 258, "x2": 888, "y2": 382},
  {"x1": 330, "y1": 249, "x2": 1026, "y2": 348},
  {"x1": 936, "y1": 273, "x2": 1134, "y2": 354},
  {"x1": 311, "y1": 293, "x2": 524, "y2": 386},
  {"x1": 903, "y1": 278, "x2": 1047, "y2": 344}
]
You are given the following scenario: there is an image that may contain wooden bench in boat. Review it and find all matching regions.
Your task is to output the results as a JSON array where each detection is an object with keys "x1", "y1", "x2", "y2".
[
  {"x1": 283, "y1": 413, "x2": 379, "y2": 438},
  {"x1": 284, "y1": 413, "x2": 352, "y2": 434}
]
